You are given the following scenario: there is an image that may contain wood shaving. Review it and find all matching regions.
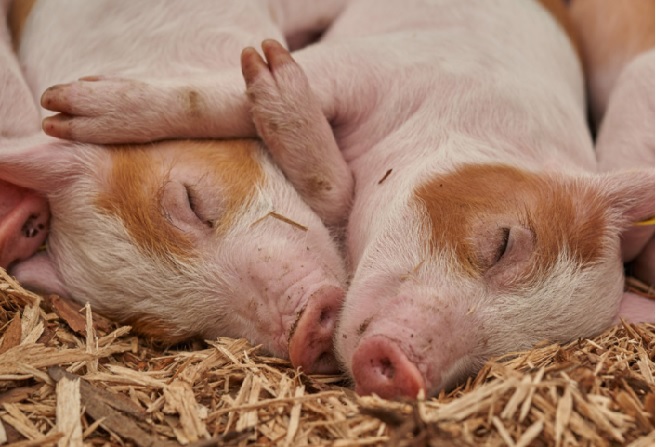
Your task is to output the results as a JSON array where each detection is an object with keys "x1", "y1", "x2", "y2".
[{"x1": 0, "y1": 268, "x2": 653, "y2": 445}]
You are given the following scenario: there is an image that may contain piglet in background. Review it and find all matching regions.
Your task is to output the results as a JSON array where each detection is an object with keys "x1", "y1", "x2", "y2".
[
  {"x1": 0, "y1": 0, "x2": 48, "y2": 270},
  {"x1": 41, "y1": 0, "x2": 654, "y2": 399},
  {"x1": 569, "y1": 0, "x2": 655, "y2": 290},
  {"x1": 0, "y1": 0, "x2": 351, "y2": 374}
]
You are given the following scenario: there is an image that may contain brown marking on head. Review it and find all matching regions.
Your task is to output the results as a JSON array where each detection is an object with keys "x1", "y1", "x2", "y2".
[
  {"x1": 181, "y1": 139, "x2": 264, "y2": 235},
  {"x1": 8, "y1": 0, "x2": 36, "y2": 50},
  {"x1": 414, "y1": 164, "x2": 608, "y2": 283},
  {"x1": 95, "y1": 140, "x2": 264, "y2": 262},
  {"x1": 536, "y1": 0, "x2": 584, "y2": 61},
  {"x1": 95, "y1": 146, "x2": 194, "y2": 262}
]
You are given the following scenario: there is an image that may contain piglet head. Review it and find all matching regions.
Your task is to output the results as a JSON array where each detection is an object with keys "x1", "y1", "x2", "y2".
[
  {"x1": 2, "y1": 135, "x2": 347, "y2": 374},
  {"x1": 337, "y1": 163, "x2": 654, "y2": 398}
]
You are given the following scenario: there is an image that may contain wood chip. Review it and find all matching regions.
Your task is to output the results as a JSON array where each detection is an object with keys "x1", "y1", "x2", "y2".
[
  {"x1": 55, "y1": 375, "x2": 83, "y2": 447},
  {"x1": 0, "y1": 273, "x2": 653, "y2": 445}
]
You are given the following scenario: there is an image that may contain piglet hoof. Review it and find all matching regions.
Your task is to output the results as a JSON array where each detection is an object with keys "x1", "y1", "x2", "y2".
[
  {"x1": 351, "y1": 336, "x2": 426, "y2": 399},
  {"x1": 288, "y1": 286, "x2": 344, "y2": 374}
]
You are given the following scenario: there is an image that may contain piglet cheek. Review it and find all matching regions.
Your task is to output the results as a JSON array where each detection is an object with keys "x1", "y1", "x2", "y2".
[{"x1": 486, "y1": 226, "x2": 534, "y2": 288}]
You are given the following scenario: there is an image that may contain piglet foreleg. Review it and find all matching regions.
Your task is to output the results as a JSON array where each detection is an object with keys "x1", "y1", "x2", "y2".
[{"x1": 241, "y1": 40, "x2": 352, "y2": 226}]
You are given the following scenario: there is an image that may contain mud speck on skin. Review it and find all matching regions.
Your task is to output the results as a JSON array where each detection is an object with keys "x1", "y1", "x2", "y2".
[
  {"x1": 185, "y1": 89, "x2": 202, "y2": 118},
  {"x1": 357, "y1": 317, "x2": 373, "y2": 336}
]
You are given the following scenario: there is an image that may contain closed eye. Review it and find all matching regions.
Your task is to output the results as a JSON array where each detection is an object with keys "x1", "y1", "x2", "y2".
[
  {"x1": 493, "y1": 227, "x2": 510, "y2": 264},
  {"x1": 184, "y1": 184, "x2": 214, "y2": 229}
]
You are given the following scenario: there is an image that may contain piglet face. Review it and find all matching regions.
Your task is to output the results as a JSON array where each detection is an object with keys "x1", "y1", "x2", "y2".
[
  {"x1": 337, "y1": 163, "x2": 652, "y2": 398},
  {"x1": 32, "y1": 139, "x2": 347, "y2": 373}
]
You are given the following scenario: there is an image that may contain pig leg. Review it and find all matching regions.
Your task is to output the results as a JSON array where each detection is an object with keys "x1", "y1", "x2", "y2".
[
  {"x1": 241, "y1": 40, "x2": 353, "y2": 226},
  {"x1": 595, "y1": 51, "x2": 655, "y2": 286},
  {"x1": 0, "y1": 1, "x2": 49, "y2": 269},
  {"x1": 41, "y1": 72, "x2": 258, "y2": 144},
  {"x1": 0, "y1": 0, "x2": 40, "y2": 137}
]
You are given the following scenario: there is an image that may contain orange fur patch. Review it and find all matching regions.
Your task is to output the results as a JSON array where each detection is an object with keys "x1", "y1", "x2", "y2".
[
  {"x1": 8, "y1": 0, "x2": 36, "y2": 50},
  {"x1": 180, "y1": 140, "x2": 265, "y2": 236},
  {"x1": 95, "y1": 139, "x2": 263, "y2": 262},
  {"x1": 414, "y1": 164, "x2": 608, "y2": 281},
  {"x1": 96, "y1": 146, "x2": 194, "y2": 262}
]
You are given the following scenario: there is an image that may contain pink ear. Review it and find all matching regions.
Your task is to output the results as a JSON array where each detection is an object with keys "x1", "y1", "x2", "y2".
[
  {"x1": 9, "y1": 251, "x2": 71, "y2": 299},
  {"x1": 0, "y1": 134, "x2": 78, "y2": 193},
  {"x1": 599, "y1": 169, "x2": 655, "y2": 226},
  {"x1": 595, "y1": 169, "x2": 655, "y2": 265}
]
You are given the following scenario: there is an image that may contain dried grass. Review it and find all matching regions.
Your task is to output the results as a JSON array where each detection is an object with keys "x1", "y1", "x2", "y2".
[{"x1": 0, "y1": 268, "x2": 653, "y2": 446}]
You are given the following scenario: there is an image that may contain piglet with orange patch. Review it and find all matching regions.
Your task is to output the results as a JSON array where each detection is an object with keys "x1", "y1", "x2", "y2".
[
  {"x1": 0, "y1": 0, "x2": 352, "y2": 374},
  {"x1": 41, "y1": 0, "x2": 654, "y2": 399}
]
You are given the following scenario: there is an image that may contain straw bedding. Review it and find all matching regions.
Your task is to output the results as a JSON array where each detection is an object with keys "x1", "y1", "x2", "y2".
[{"x1": 0, "y1": 269, "x2": 653, "y2": 446}]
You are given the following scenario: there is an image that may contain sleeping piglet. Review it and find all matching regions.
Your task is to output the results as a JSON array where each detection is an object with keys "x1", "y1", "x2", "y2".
[
  {"x1": 40, "y1": 0, "x2": 655, "y2": 398},
  {"x1": 569, "y1": 0, "x2": 655, "y2": 288},
  {"x1": 1, "y1": 0, "x2": 351, "y2": 374}
]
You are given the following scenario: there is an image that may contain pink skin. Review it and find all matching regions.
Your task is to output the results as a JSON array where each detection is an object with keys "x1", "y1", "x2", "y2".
[
  {"x1": 241, "y1": 42, "x2": 353, "y2": 227},
  {"x1": 288, "y1": 286, "x2": 345, "y2": 373},
  {"x1": 37, "y1": 0, "x2": 655, "y2": 398},
  {"x1": 594, "y1": 51, "x2": 655, "y2": 286},
  {"x1": 0, "y1": 180, "x2": 49, "y2": 269},
  {"x1": 0, "y1": 0, "x2": 47, "y2": 270},
  {"x1": 2, "y1": 0, "x2": 354, "y2": 375},
  {"x1": 351, "y1": 336, "x2": 425, "y2": 398}
]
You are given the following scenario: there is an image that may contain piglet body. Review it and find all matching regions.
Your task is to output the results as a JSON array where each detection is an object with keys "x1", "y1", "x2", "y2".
[
  {"x1": 41, "y1": 0, "x2": 655, "y2": 398},
  {"x1": 569, "y1": 0, "x2": 655, "y2": 286},
  {"x1": 1, "y1": 0, "x2": 351, "y2": 374}
]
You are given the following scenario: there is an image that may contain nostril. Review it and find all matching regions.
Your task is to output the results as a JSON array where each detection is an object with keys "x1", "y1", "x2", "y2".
[
  {"x1": 319, "y1": 305, "x2": 336, "y2": 328},
  {"x1": 21, "y1": 214, "x2": 40, "y2": 238},
  {"x1": 376, "y1": 357, "x2": 395, "y2": 380}
]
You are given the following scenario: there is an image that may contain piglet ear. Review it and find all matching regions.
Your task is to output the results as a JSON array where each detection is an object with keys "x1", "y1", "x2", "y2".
[
  {"x1": 596, "y1": 169, "x2": 655, "y2": 263},
  {"x1": 9, "y1": 252, "x2": 72, "y2": 299},
  {"x1": 0, "y1": 134, "x2": 78, "y2": 194},
  {"x1": 598, "y1": 169, "x2": 655, "y2": 226}
]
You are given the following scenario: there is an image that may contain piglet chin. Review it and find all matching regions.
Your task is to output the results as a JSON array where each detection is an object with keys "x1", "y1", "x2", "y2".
[
  {"x1": 288, "y1": 285, "x2": 345, "y2": 374},
  {"x1": 351, "y1": 336, "x2": 426, "y2": 399}
]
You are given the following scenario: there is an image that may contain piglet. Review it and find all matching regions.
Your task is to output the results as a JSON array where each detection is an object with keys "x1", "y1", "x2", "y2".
[
  {"x1": 569, "y1": 0, "x2": 655, "y2": 288},
  {"x1": 2, "y1": 0, "x2": 351, "y2": 374},
  {"x1": 41, "y1": 0, "x2": 655, "y2": 399},
  {"x1": 0, "y1": 0, "x2": 48, "y2": 270}
]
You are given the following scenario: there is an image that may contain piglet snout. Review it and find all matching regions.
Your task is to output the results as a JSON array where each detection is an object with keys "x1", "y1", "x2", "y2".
[
  {"x1": 351, "y1": 336, "x2": 426, "y2": 399},
  {"x1": 0, "y1": 182, "x2": 49, "y2": 269},
  {"x1": 288, "y1": 285, "x2": 344, "y2": 374}
]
